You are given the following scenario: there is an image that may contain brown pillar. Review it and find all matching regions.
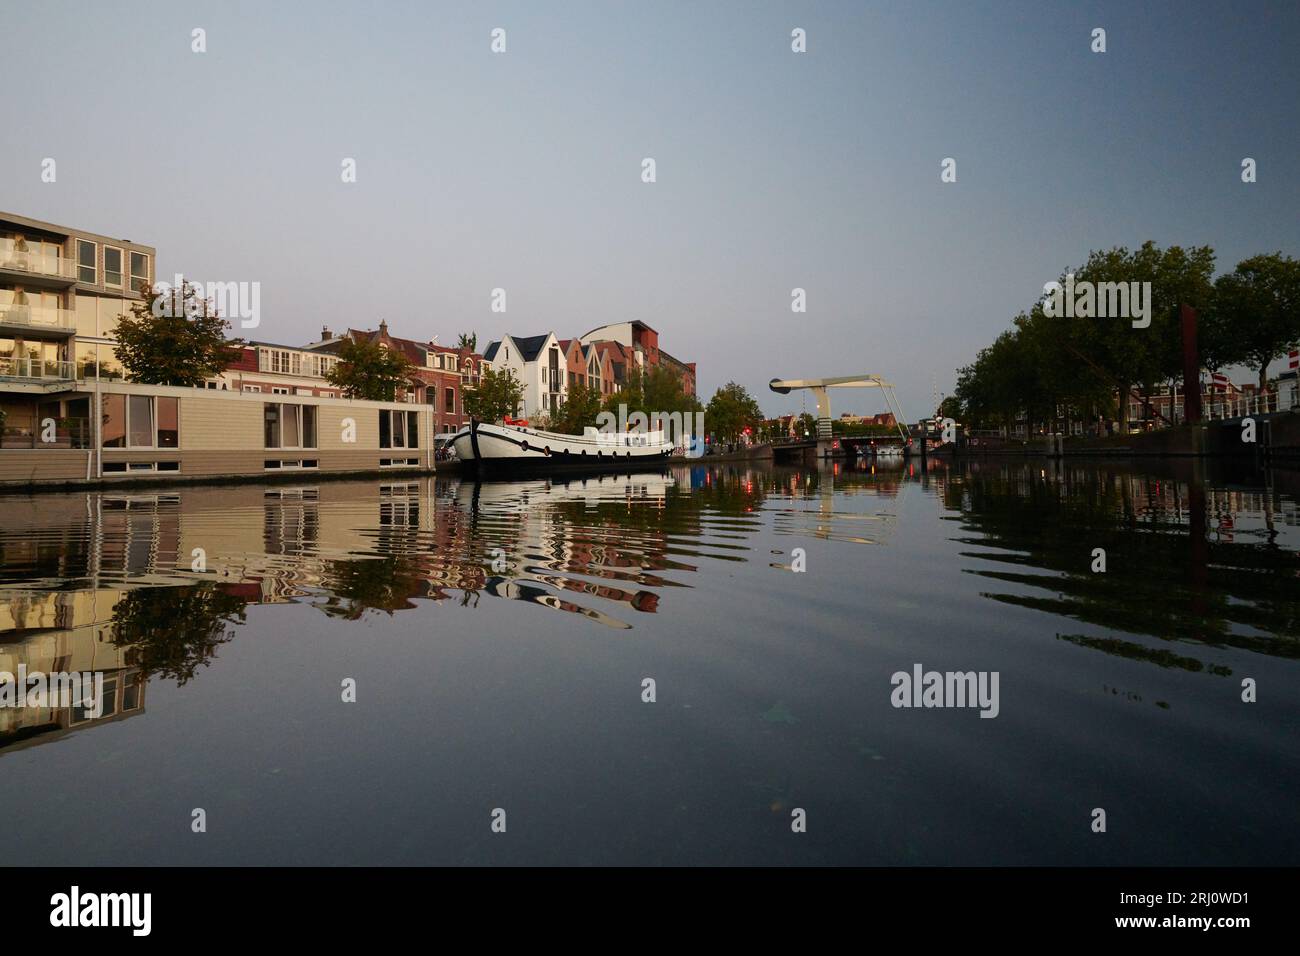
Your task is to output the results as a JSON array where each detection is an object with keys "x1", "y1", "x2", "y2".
[{"x1": 1181, "y1": 304, "x2": 1202, "y2": 424}]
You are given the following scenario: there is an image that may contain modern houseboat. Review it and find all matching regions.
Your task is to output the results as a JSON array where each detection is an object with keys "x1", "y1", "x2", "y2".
[
  {"x1": 452, "y1": 418, "x2": 674, "y2": 478},
  {"x1": 0, "y1": 380, "x2": 436, "y2": 488}
]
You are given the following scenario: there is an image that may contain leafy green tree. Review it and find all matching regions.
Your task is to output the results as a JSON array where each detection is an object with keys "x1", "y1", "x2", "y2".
[
  {"x1": 937, "y1": 396, "x2": 962, "y2": 420},
  {"x1": 457, "y1": 332, "x2": 478, "y2": 352},
  {"x1": 326, "y1": 337, "x2": 414, "y2": 401},
  {"x1": 113, "y1": 281, "x2": 241, "y2": 386},
  {"x1": 797, "y1": 412, "x2": 816, "y2": 437},
  {"x1": 706, "y1": 381, "x2": 763, "y2": 443},
  {"x1": 602, "y1": 365, "x2": 701, "y2": 419},
  {"x1": 1204, "y1": 253, "x2": 1300, "y2": 388},
  {"x1": 463, "y1": 364, "x2": 525, "y2": 421},
  {"x1": 549, "y1": 379, "x2": 602, "y2": 434},
  {"x1": 1065, "y1": 242, "x2": 1216, "y2": 427}
]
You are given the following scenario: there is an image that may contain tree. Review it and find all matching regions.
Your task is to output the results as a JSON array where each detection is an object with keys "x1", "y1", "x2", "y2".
[
  {"x1": 706, "y1": 382, "x2": 763, "y2": 443},
  {"x1": 326, "y1": 337, "x2": 414, "y2": 401},
  {"x1": 602, "y1": 365, "x2": 701, "y2": 420},
  {"x1": 1065, "y1": 242, "x2": 1216, "y2": 428},
  {"x1": 112, "y1": 281, "x2": 241, "y2": 386},
  {"x1": 937, "y1": 396, "x2": 963, "y2": 421},
  {"x1": 796, "y1": 412, "x2": 816, "y2": 437},
  {"x1": 548, "y1": 378, "x2": 602, "y2": 435},
  {"x1": 457, "y1": 332, "x2": 478, "y2": 352},
  {"x1": 463, "y1": 364, "x2": 524, "y2": 421},
  {"x1": 1204, "y1": 253, "x2": 1300, "y2": 389}
]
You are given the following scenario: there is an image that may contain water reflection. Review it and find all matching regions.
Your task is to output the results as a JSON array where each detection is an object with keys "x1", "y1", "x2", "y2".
[
  {"x1": 2, "y1": 456, "x2": 1298, "y2": 867},
  {"x1": 946, "y1": 460, "x2": 1300, "y2": 667}
]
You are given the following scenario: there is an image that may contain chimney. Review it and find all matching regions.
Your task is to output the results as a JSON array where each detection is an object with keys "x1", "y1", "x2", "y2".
[
  {"x1": 321, "y1": 325, "x2": 332, "y2": 340},
  {"x1": 379, "y1": 320, "x2": 389, "y2": 337}
]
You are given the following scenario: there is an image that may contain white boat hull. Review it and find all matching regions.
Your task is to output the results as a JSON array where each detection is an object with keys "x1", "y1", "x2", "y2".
[{"x1": 452, "y1": 420, "x2": 674, "y2": 477}]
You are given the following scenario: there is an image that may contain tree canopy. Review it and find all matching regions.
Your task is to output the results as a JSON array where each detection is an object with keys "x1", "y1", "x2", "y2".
[
  {"x1": 1203, "y1": 252, "x2": 1300, "y2": 388},
  {"x1": 325, "y1": 338, "x2": 414, "y2": 401},
  {"x1": 705, "y1": 381, "x2": 763, "y2": 443},
  {"x1": 547, "y1": 378, "x2": 602, "y2": 435},
  {"x1": 462, "y1": 365, "x2": 524, "y2": 422},
  {"x1": 952, "y1": 243, "x2": 1299, "y2": 431},
  {"x1": 113, "y1": 282, "x2": 241, "y2": 386}
]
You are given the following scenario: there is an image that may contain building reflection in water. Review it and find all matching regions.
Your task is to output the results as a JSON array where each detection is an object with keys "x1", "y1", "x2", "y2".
[{"x1": 2, "y1": 459, "x2": 1297, "y2": 754}]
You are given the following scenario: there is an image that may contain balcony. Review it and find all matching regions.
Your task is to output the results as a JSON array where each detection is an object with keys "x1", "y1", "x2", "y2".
[
  {"x1": 0, "y1": 357, "x2": 76, "y2": 383},
  {"x1": 0, "y1": 239, "x2": 78, "y2": 283},
  {"x1": 1, "y1": 419, "x2": 91, "y2": 449},
  {"x1": 0, "y1": 303, "x2": 76, "y2": 333}
]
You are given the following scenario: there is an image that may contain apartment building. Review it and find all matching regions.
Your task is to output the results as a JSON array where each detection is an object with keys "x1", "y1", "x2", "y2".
[
  {"x1": 1, "y1": 211, "x2": 156, "y2": 451},
  {"x1": 579, "y1": 320, "x2": 696, "y2": 397},
  {"x1": 212, "y1": 341, "x2": 344, "y2": 398}
]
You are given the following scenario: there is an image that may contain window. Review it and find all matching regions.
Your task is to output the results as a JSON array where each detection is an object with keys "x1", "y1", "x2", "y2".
[
  {"x1": 77, "y1": 240, "x2": 97, "y2": 283},
  {"x1": 128, "y1": 395, "x2": 153, "y2": 446},
  {"x1": 379, "y1": 410, "x2": 419, "y2": 449},
  {"x1": 272, "y1": 387, "x2": 289, "y2": 395},
  {"x1": 243, "y1": 385, "x2": 261, "y2": 393},
  {"x1": 444, "y1": 388, "x2": 455, "y2": 414},
  {"x1": 101, "y1": 394, "x2": 178, "y2": 449},
  {"x1": 104, "y1": 247, "x2": 123, "y2": 288},
  {"x1": 129, "y1": 252, "x2": 150, "y2": 290},
  {"x1": 157, "y1": 396, "x2": 179, "y2": 447},
  {"x1": 264, "y1": 403, "x2": 317, "y2": 449}
]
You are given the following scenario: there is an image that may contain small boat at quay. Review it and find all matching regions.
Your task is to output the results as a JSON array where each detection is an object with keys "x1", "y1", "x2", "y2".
[{"x1": 452, "y1": 418, "x2": 674, "y2": 478}]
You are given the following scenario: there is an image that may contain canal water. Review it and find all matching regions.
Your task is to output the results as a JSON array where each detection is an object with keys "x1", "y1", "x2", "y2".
[{"x1": 1, "y1": 459, "x2": 1297, "y2": 865}]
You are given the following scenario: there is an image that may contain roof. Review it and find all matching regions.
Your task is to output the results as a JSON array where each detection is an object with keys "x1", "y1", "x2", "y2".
[
  {"x1": 483, "y1": 333, "x2": 553, "y2": 363},
  {"x1": 512, "y1": 333, "x2": 552, "y2": 361},
  {"x1": 580, "y1": 319, "x2": 657, "y2": 341}
]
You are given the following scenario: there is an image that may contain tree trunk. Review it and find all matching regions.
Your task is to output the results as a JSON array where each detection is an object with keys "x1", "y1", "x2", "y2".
[{"x1": 1259, "y1": 364, "x2": 1269, "y2": 392}]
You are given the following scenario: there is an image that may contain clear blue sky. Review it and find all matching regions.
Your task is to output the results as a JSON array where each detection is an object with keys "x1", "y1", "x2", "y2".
[{"x1": 4, "y1": 0, "x2": 1297, "y2": 418}]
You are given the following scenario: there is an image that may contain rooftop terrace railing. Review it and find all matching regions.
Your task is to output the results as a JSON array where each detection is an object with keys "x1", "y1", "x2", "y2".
[{"x1": 0, "y1": 239, "x2": 78, "y2": 281}]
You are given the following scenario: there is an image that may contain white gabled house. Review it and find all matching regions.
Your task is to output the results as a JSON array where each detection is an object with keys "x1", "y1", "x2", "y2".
[{"x1": 481, "y1": 332, "x2": 566, "y2": 419}]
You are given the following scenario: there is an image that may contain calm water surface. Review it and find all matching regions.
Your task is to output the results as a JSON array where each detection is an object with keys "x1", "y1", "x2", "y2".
[{"x1": 1, "y1": 459, "x2": 1297, "y2": 865}]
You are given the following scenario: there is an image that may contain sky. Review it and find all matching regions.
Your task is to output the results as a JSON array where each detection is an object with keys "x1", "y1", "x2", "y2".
[{"x1": 3, "y1": 0, "x2": 1298, "y2": 419}]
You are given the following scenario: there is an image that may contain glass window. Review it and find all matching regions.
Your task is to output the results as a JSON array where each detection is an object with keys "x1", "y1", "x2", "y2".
[
  {"x1": 302, "y1": 405, "x2": 317, "y2": 448},
  {"x1": 264, "y1": 403, "x2": 281, "y2": 448},
  {"x1": 157, "y1": 397, "x2": 179, "y2": 447},
  {"x1": 129, "y1": 252, "x2": 149, "y2": 291},
  {"x1": 76, "y1": 345, "x2": 99, "y2": 384},
  {"x1": 128, "y1": 395, "x2": 153, "y2": 446},
  {"x1": 77, "y1": 240, "x2": 97, "y2": 283},
  {"x1": 392, "y1": 411, "x2": 405, "y2": 448},
  {"x1": 407, "y1": 411, "x2": 419, "y2": 449},
  {"x1": 283, "y1": 403, "x2": 300, "y2": 448},
  {"x1": 105, "y1": 247, "x2": 123, "y2": 288},
  {"x1": 445, "y1": 388, "x2": 454, "y2": 413},
  {"x1": 379, "y1": 410, "x2": 392, "y2": 448},
  {"x1": 102, "y1": 394, "x2": 126, "y2": 447}
]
